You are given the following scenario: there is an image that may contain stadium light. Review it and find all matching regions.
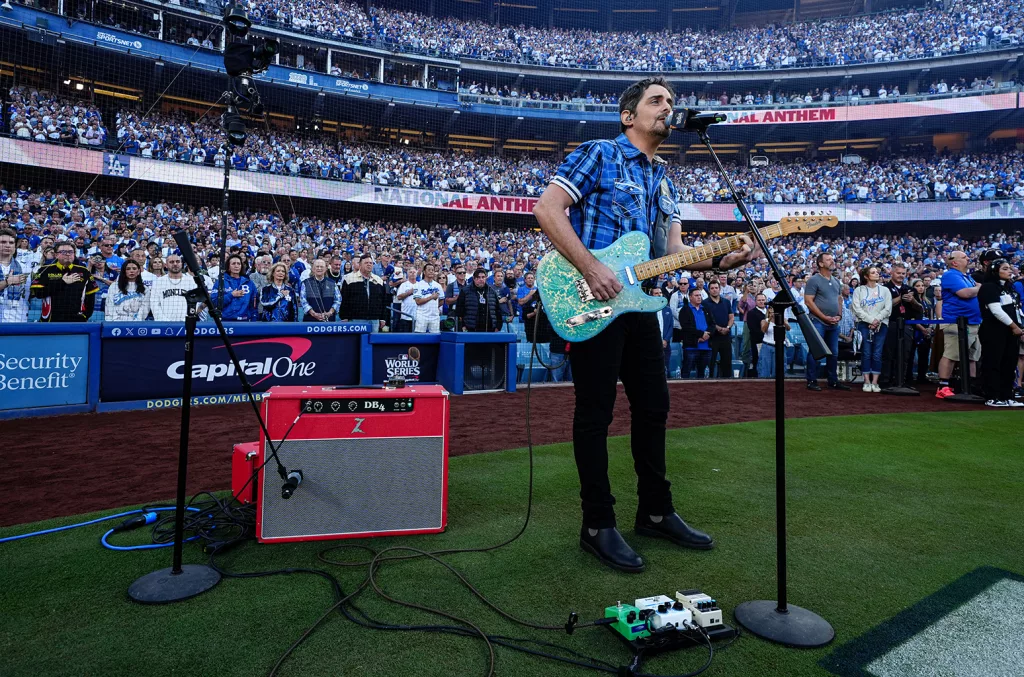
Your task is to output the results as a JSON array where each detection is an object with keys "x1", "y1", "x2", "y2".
[
  {"x1": 222, "y1": 3, "x2": 251, "y2": 37},
  {"x1": 75, "y1": 83, "x2": 84, "y2": 90}
]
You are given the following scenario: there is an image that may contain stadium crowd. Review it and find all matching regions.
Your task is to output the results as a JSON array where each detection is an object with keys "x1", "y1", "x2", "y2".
[
  {"x1": 7, "y1": 86, "x2": 1024, "y2": 203},
  {"x1": 2, "y1": 184, "x2": 1021, "y2": 397},
  {"x1": 237, "y1": 0, "x2": 1023, "y2": 72}
]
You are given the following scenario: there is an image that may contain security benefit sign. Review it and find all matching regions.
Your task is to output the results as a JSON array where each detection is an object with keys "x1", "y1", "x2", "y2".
[
  {"x1": 100, "y1": 331, "x2": 361, "y2": 402},
  {"x1": 0, "y1": 334, "x2": 90, "y2": 410},
  {"x1": 371, "y1": 343, "x2": 439, "y2": 384}
]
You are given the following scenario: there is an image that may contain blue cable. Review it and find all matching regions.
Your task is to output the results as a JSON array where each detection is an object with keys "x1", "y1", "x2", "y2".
[
  {"x1": 0, "y1": 507, "x2": 200, "y2": 549},
  {"x1": 101, "y1": 528, "x2": 200, "y2": 551},
  {"x1": 0, "y1": 509, "x2": 144, "y2": 544}
]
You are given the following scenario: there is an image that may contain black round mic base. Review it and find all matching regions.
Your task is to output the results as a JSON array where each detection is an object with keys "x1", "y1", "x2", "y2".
[
  {"x1": 128, "y1": 564, "x2": 221, "y2": 604},
  {"x1": 734, "y1": 600, "x2": 834, "y2": 648},
  {"x1": 881, "y1": 385, "x2": 920, "y2": 396}
]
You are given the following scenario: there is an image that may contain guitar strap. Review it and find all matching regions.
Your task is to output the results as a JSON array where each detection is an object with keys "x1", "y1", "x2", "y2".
[{"x1": 650, "y1": 178, "x2": 673, "y2": 259}]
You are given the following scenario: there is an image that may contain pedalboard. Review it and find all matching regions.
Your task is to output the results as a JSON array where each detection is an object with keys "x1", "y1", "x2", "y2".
[{"x1": 604, "y1": 588, "x2": 737, "y2": 673}]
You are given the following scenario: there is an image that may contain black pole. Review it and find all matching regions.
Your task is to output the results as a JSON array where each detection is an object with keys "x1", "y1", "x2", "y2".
[
  {"x1": 881, "y1": 317, "x2": 919, "y2": 396},
  {"x1": 217, "y1": 140, "x2": 230, "y2": 316},
  {"x1": 946, "y1": 316, "x2": 984, "y2": 403},
  {"x1": 693, "y1": 127, "x2": 833, "y2": 647},
  {"x1": 128, "y1": 290, "x2": 221, "y2": 604},
  {"x1": 772, "y1": 300, "x2": 790, "y2": 613},
  {"x1": 170, "y1": 304, "x2": 197, "y2": 574}
]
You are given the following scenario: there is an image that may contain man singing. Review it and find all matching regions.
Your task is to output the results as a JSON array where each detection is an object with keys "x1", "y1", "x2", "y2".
[{"x1": 533, "y1": 77, "x2": 756, "y2": 573}]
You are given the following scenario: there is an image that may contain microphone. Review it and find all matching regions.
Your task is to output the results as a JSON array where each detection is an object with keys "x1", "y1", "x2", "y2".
[
  {"x1": 281, "y1": 469, "x2": 303, "y2": 499},
  {"x1": 669, "y1": 108, "x2": 726, "y2": 132},
  {"x1": 171, "y1": 229, "x2": 204, "y2": 276}
]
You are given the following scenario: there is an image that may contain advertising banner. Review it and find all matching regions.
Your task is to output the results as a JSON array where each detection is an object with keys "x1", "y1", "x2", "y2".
[
  {"x1": 0, "y1": 334, "x2": 90, "y2": 410},
  {"x1": 100, "y1": 322, "x2": 367, "y2": 402},
  {"x1": 371, "y1": 342, "x2": 440, "y2": 384},
  {"x1": 719, "y1": 93, "x2": 1018, "y2": 125}
]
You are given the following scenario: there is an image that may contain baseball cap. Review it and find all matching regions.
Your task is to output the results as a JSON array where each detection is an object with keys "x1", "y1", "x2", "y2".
[{"x1": 979, "y1": 249, "x2": 1001, "y2": 263}]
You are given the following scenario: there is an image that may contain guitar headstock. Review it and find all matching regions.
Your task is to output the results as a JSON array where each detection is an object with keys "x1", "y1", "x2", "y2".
[{"x1": 778, "y1": 212, "x2": 839, "y2": 234}]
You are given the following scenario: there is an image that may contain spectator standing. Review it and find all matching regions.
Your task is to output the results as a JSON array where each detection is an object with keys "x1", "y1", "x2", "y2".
[
  {"x1": 0, "y1": 227, "x2": 30, "y2": 323},
  {"x1": 300, "y1": 259, "x2": 341, "y2": 322},
  {"x1": 105, "y1": 259, "x2": 151, "y2": 321},
  {"x1": 650, "y1": 286, "x2": 673, "y2": 376},
  {"x1": 492, "y1": 269, "x2": 513, "y2": 330},
  {"x1": 340, "y1": 255, "x2": 389, "y2": 331},
  {"x1": 936, "y1": 251, "x2": 982, "y2": 398},
  {"x1": 150, "y1": 254, "x2": 197, "y2": 322},
  {"x1": 210, "y1": 254, "x2": 255, "y2": 321},
  {"x1": 668, "y1": 276, "x2": 689, "y2": 343},
  {"x1": 259, "y1": 263, "x2": 298, "y2": 322},
  {"x1": 249, "y1": 255, "x2": 272, "y2": 293},
  {"x1": 851, "y1": 266, "x2": 892, "y2": 393},
  {"x1": 412, "y1": 262, "x2": 444, "y2": 333},
  {"x1": 679, "y1": 287, "x2": 715, "y2": 379},
  {"x1": 445, "y1": 265, "x2": 467, "y2": 312},
  {"x1": 908, "y1": 278, "x2": 934, "y2": 384},
  {"x1": 517, "y1": 271, "x2": 541, "y2": 338},
  {"x1": 702, "y1": 280, "x2": 734, "y2": 378},
  {"x1": 454, "y1": 268, "x2": 502, "y2": 331},
  {"x1": 30, "y1": 242, "x2": 97, "y2": 322},
  {"x1": 394, "y1": 267, "x2": 418, "y2": 332},
  {"x1": 977, "y1": 260, "x2": 1024, "y2": 407},
  {"x1": 746, "y1": 292, "x2": 768, "y2": 375},
  {"x1": 804, "y1": 252, "x2": 849, "y2": 390},
  {"x1": 757, "y1": 300, "x2": 792, "y2": 379},
  {"x1": 880, "y1": 262, "x2": 917, "y2": 388}
]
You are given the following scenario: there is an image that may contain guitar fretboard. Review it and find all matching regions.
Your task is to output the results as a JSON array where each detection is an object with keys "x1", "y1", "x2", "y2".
[{"x1": 633, "y1": 222, "x2": 786, "y2": 281}]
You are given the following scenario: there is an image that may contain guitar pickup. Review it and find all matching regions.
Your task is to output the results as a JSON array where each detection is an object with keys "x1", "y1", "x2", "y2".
[{"x1": 566, "y1": 306, "x2": 613, "y2": 327}]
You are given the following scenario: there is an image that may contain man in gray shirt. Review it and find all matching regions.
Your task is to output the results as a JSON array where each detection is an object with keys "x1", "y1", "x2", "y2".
[{"x1": 803, "y1": 252, "x2": 850, "y2": 391}]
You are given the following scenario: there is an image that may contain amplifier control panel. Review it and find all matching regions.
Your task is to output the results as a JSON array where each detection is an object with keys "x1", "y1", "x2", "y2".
[{"x1": 300, "y1": 398, "x2": 415, "y2": 414}]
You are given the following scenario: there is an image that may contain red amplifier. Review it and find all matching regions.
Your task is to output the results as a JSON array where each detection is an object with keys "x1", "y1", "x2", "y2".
[
  {"x1": 256, "y1": 384, "x2": 450, "y2": 544},
  {"x1": 231, "y1": 441, "x2": 260, "y2": 504}
]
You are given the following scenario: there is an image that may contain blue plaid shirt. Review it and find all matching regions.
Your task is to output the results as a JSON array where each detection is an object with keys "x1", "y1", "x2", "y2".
[{"x1": 550, "y1": 133, "x2": 680, "y2": 251}]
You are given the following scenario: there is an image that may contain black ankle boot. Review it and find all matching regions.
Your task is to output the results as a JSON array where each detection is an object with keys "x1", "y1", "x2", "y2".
[
  {"x1": 579, "y1": 527, "x2": 645, "y2": 573},
  {"x1": 635, "y1": 513, "x2": 714, "y2": 550}
]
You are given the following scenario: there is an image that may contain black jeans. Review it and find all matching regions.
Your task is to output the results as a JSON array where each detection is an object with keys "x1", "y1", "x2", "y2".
[
  {"x1": 568, "y1": 313, "x2": 673, "y2": 528},
  {"x1": 709, "y1": 335, "x2": 733, "y2": 378}
]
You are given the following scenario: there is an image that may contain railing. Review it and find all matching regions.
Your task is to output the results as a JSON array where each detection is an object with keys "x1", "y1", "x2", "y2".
[{"x1": 457, "y1": 83, "x2": 1021, "y2": 113}]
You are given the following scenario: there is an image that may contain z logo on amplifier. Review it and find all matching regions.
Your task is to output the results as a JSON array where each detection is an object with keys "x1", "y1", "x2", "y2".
[{"x1": 352, "y1": 418, "x2": 365, "y2": 434}]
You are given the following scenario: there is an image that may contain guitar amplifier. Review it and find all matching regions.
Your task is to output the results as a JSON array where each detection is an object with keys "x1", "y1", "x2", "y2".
[
  {"x1": 255, "y1": 385, "x2": 450, "y2": 544},
  {"x1": 231, "y1": 441, "x2": 260, "y2": 504}
]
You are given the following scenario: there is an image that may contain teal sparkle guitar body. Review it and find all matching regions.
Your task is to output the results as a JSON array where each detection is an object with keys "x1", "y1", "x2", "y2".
[
  {"x1": 537, "y1": 231, "x2": 665, "y2": 343},
  {"x1": 535, "y1": 214, "x2": 838, "y2": 343}
]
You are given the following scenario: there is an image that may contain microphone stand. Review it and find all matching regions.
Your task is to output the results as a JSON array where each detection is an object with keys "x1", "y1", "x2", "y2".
[
  {"x1": 128, "y1": 231, "x2": 291, "y2": 604},
  {"x1": 692, "y1": 123, "x2": 834, "y2": 647},
  {"x1": 127, "y1": 286, "x2": 221, "y2": 603}
]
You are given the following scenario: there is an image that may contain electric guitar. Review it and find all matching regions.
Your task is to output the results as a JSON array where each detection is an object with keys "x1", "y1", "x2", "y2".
[{"x1": 536, "y1": 214, "x2": 838, "y2": 343}]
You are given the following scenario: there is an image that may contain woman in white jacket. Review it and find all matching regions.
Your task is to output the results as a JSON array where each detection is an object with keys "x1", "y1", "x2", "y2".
[
  {"x1": 106, "y1": 259, "x2": 151, "y2": 322},
  {"x1": 851, "y1": 265, "x2": 892, "y2": 392}
]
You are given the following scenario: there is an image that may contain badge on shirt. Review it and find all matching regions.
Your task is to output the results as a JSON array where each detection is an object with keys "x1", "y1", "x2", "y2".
[{"x1": 658, "y1": 194, "x2": 675, "y2": 214}]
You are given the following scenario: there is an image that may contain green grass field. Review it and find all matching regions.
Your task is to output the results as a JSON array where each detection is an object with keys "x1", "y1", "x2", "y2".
[{"x1": 2, "y1": 412, "x2": 1021, "y2": 677}]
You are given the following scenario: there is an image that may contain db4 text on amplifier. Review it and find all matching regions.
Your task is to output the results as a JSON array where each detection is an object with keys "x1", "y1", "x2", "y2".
[{"x1": 256, "y1": 385, "x2": 450, "y2": 544}]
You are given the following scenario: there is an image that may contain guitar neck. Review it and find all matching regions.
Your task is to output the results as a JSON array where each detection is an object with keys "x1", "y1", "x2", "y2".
[{"x1": 633, "y1": 222, "x2": 786, "y2": 281}]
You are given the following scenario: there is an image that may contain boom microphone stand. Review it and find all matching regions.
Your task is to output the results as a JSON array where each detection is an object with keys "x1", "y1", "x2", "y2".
[
  {"x1": 128, "y1": 231, "x2": 293, "y2": 604},
  {"x1": 679, "y1": 112, "x2": 834, "y2": 647}
]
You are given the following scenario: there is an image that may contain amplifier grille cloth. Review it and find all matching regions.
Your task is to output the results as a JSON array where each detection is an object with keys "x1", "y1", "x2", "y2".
[{"x1": 261, "y1": 436, "x2": 444, "y2": 538}]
